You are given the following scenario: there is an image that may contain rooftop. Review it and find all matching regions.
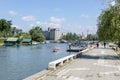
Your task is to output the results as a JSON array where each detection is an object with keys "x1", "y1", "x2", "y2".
[
  {"x1": 22, "y1": 38, "x2": 32, "y2": 42},
  {"x1": 6, "y1": 38, "x2": 18, "y2": 42}
]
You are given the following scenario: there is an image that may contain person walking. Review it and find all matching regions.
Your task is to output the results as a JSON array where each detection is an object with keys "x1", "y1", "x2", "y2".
[
  {"x1": 96, "y1": 42, "x2": 99, "y2": 48},
  {"x1": 104, "y1": 42, "x2": 106, "y2": 48}
]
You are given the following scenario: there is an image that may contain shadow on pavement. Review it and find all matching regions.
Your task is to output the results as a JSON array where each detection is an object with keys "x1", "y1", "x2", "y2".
[
  {"x1": 78, "y1": 49, "x2": 120, "y2": 60},
  {"x1": 79, "y1": 55, "x2": 120, "y2": 60}
]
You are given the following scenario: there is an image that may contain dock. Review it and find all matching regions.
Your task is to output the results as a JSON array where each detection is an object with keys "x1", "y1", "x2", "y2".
[{"x1": 66, "y1": 48, "x2": 84, "y2": 52}]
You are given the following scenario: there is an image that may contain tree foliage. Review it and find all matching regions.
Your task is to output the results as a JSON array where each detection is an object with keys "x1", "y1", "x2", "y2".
[
  {"x1": 87, "y1": 34, "x2": 98, "y2": 40},
  {"x1": 20, "y1": 32, "x2": 31, "y2": 39},
  {"x1": 0, "y1": 19, "x2": 12, "y2": 37},
  {"x1": 62, "y1": 32, "x2": 79, "y2": 41},
  {"x1": 97, "y1": 5, "x2": 120, "y2": 43},
  {"x1": 29, "y1": 26, "x2": 45, "y2": 42}
]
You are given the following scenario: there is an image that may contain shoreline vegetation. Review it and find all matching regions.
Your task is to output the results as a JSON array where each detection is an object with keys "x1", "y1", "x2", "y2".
[
  {"x1": 0, "y1": 19, "x2": 99, "y2": 46},
  {"x1": 0, "y1": 38, "x2": 4, "y2": 46}
]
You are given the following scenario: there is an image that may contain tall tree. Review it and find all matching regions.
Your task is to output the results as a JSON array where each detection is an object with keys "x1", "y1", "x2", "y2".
[
  {"x1": 62, "y1": 32, "x2": 79, "y2": 41},
  {"x1": 97, "y1": 5, "x2": 120, "y2": 47},
  {"x1": 29, "y1": 26, "x2": 45, "y2": 42},
  {"x1": 0, "y1": 19, "x2": 12, "y2": 37}
]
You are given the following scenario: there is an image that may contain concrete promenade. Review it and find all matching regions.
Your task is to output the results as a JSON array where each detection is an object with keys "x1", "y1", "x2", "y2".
[{"x1": 25, "y1": 48, "x2": 120, "y2": 80}]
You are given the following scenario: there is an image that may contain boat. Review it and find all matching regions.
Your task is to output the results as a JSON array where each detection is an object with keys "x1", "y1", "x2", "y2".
[
  {"x1": 32, "y1": 42, "x2": 39, "y2": 45},
  {"x1": 44, "y1": 40, "x2": 50, "y2": 44},
  {"x1": 53, "y1": 47, "x2": 60, "y2": 52},
  {"x1": 66, "y1": 48, "x2": 84, "y2": 52}
]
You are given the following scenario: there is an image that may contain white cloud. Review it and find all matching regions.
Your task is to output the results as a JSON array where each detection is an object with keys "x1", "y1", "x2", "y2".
[
  {"x1": 62, "y1": 24, "x2": 97, "y2": 35},
  {"x1": 80, "y1": 14, "x2": 89, "y2": 18},
  {"x1": 36, "y1": 21, "x2": 41, "y2": 25},
  {"x1": 30, "y1": 21, "x2": 62, "y2": 31},
  {"x1": 83, "y1": 25, "x2": 97, "y2": 34},
  {"x1": 30, "y1": 24, "x2": 34, "y2": 27},
  {"x1": 110, "y1": 1, "x2": 115, "y2": 6},
  {"x1": 22, "y1": 16, "x2": 36, "y2": 21},
  {"x1": 11, "y1": 25, "x2": 20, "y2": 29},
  {"x1": 63, "y1": 24, "x2": 83, "y2": 34},
  {"x1": 29, "y1": 17, "x2": 66, "y2": 31},
  {"x1": 50, "y1": 17, "x2": 66, "y2": 23},
  {"x1": 9, "y1": 11, "x2": 18, "y2": 16},
  {"x1": 49, "y1": 23, "x2": 61, "y2": 28},
  {"x1": 31, "y1": 17, "x2": 66, "y2": 30}
]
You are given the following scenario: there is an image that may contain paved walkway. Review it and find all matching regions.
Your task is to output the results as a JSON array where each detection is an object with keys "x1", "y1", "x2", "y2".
[{"x1": 38, "y1": 48, "x2": 120, "y2": 80}]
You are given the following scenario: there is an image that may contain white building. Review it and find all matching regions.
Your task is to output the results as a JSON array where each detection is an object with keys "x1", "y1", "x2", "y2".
[{"x1": 43, "y1": 28, "x2": 60, "y2": 41}]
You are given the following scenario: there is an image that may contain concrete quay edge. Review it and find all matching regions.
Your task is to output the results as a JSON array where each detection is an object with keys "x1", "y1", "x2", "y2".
[{"x1": 23, "y1": 47, "x2": 94, "y2": 80}]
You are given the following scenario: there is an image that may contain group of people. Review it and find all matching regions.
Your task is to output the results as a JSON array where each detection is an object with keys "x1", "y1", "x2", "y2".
[{"x1": 96, "y1": 42, "x2": 106, "y2": 48}]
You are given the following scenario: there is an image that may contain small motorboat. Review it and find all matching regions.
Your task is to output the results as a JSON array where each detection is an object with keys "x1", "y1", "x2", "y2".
[
  {"x1": 32, "y1": 42, "x2": 39, "y2": 45},
  {"x1": 53, "y1": 47, "x2": 60, "y2": 52}
]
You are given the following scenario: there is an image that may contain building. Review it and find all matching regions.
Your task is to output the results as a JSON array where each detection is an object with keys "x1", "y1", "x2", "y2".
[
  {"x1": 42, "y1": 27, "x2": 60, "y2": 41},
  {"x1": 11, "y1": 27, "x2": 22, "y2": 36},
  {"x1": 50, "y1": 28, "x2": 60, "y2": 41},
  {"x1": 4, "y1": 38, "x2": 20, "y2": 46},
  {"x1": 43, "y1": 31, "x2": 50, "y2": 40},
  {"x1": 81, "y1": 32, "x2": 87, "y2": 40},
  {"x1": 21, "y1": 38, "x2": 32, "y2": 45}
]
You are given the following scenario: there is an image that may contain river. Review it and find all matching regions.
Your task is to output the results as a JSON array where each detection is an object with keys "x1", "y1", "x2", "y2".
[{"x1": 0, "y1": 43, "x2": 76, "y2": 80}]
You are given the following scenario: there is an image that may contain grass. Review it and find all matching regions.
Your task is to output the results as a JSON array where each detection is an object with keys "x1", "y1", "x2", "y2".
[{"x1": 0, "y1": 38, "x2": 5, "y2": 43}]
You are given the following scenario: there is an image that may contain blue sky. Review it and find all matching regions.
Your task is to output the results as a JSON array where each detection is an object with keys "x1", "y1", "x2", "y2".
[{"x1": 0, "y1": 0, "x2": 108, "y2": 34}]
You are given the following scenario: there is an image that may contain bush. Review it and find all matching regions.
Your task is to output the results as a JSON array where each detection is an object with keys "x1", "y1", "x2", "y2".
[{"x1": 0, "y1": 38, "x2": 5, "y2": 43}]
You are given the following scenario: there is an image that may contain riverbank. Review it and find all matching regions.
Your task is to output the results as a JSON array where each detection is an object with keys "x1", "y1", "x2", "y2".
[
  {"x1": 0, "y1": 43, "x2": 3, "y2": 46},
  {"x1": 0, "y1": 38, "x2": 4, "y2": 46}
]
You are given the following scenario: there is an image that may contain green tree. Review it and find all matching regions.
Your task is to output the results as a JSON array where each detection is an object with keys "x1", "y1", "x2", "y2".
[
  {"x1": 0, "y1": 19, "x2": 12, "y2": 37},
  {"x1": 29, "y1": 26, "x2": 45, "y2": 42},
  {"x1": 62, "y1": 35, "x2": 66, "y2": 40},
  {"x1": 0, "y1": 19, "x2": 11, "y2": 35},
  {"x1": 87, "y1": 34, "x2": 98, "y2": 40},
  {"x1": 97, "y1": 5, "x2": 120, "y2": 47},
  {"x1": 62, "y1": 32, "x2": 79, "y2": 41},
  {"x1": 20, "y1": 32, "x2": 31, "y2": 39}
]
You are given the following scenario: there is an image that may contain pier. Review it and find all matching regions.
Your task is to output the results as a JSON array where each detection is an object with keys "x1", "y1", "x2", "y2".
[{"x1": 66, "y1": 48, "x2": 84, "y2": 52}]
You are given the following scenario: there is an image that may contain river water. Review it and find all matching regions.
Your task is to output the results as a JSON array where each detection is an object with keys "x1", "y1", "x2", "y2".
[{"x1": 0, "y1": 43, "x2": 76, "y2": 80}]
